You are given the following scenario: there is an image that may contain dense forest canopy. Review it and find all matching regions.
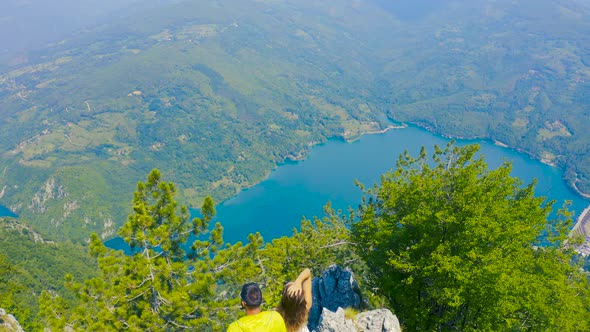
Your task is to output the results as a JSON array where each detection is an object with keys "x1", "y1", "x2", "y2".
[
  {"x1": 0, "y1": 218, "x2": 97, "y2": 330},
  {"x1": 1, "y1": 0, "x2": 590, "y2": 244}
]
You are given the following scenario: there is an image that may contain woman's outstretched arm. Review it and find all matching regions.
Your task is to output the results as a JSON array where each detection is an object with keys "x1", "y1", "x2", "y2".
[{"x1": 288, "y1": 268, "x2": 313, "y2": 310}]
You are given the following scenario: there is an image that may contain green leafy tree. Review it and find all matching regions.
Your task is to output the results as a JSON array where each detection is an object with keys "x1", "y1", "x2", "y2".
[
  {"x1": 352, "y1": 143, "x2": 590, "y2": 331},
  {"x1": 0, "y1": 253, "x2": 37, "y2": 330},
  {"x1": 40, "y1": 169, "x2": 262, "y2": 331},
  {"x1": 0, "y1": 253, "x2": 17, "y2": 310}
]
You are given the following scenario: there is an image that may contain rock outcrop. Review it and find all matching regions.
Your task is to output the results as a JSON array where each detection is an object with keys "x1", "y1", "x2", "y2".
[
  {"x1": 306, "y1": 265, "x2": 400, "y2": 332},
  {"x1": 314, "y1": 307, "x2": 357, "y2": 332},
  {"x1": 314, "y1": 307, "x2": 401, "y2": 332},
  {"x1": 355, "y1": 309, "x2": 400, "y2": 332},
  {"x1": 308, "y1": 265, "x2": 363, "y2": 330},
  {"x1": 0, "y1": 308, "x2": 25, "y2": 332}
]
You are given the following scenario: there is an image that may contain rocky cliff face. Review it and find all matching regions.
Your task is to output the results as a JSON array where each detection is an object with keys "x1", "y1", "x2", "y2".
[
  {"x1": 0, "y1": 308, "x2": 24, "y2": 332},
  {"x1": 308, "y1": 265, "x2": 401, "y2": 332},
  {"x1": 309, "y1": 265, "x2": 363, "y2": 330}
]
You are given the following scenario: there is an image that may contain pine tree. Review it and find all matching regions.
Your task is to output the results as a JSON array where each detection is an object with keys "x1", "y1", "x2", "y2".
[{"x1": 40, "y1": 169, "x2": 263, "y2": 331}]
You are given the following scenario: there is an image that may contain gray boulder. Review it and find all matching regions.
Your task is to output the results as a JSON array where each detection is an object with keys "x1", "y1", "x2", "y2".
[
  {"x1": 314, "y1": 307, "x2": 357, "y2": 332},
  {"x1": 355, "y1": 309, "x2": 401, "y2": 332},
  {"x1": 314, "y1": 307, "x2": 401, "y2": 332},
  {"x1": 308, "y1": 265, "x2": 362, "y2": 330}
]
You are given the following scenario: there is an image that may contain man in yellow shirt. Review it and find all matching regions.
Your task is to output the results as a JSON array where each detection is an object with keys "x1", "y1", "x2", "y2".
[{"x1": 227, "y1": 283, "x2": 287, "y2": 332}]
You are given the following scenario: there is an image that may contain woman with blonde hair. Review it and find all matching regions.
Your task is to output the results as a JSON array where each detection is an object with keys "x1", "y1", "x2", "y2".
[{"x1": 277, "y1": 268, "x2": 313, "y2": 332}]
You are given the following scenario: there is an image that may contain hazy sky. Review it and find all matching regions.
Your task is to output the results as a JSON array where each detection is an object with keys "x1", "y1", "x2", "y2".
[{"x1": 0, "y1": 0, "x2": 157, "y2": 66}]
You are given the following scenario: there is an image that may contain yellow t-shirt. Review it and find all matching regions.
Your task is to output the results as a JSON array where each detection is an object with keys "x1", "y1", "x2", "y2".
[{"x1": 227, "y1": 310, "x2": 287, "y2": 332}]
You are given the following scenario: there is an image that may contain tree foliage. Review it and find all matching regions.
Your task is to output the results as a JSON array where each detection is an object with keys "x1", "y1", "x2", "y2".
[
  {"x1": 0, "y1": 253, "x2": 20, "y2": 316},
  {"x1": 39, "y1": 169, "x2": 264, "y2": 331},
  {"x1": 37, "y1": 152, "x2": 590, "y2": 331},
  {"x1": 39, "y1": 170, "x2": 362, "y2": 330},
  {"x1": 0, "y1": 219, "x2": 97, "y2": 331},
  {"x1": 256, "y1": 203, "x2": 363, "y2": 305},
  {"x1": 351, "y1": 142, "x2": 590, "y2": 331}
]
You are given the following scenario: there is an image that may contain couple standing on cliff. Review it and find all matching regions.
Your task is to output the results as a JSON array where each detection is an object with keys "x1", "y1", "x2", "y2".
[{"x1": 227, "y1": 268, "x2": 312, "y2": 332}]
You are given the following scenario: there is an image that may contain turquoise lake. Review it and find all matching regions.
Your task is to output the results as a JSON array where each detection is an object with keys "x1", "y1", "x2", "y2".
[
  {"x1": 204, "y1": 125, "x2": 589, "y2": 244},
  {"x1": 2, "y1": 125, "x2": 588, "y2": 248}
]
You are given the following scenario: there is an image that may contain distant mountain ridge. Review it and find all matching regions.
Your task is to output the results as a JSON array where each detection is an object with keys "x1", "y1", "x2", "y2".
[{"x1": 0, "y1": 0, "x2": 150, "y2": 71}]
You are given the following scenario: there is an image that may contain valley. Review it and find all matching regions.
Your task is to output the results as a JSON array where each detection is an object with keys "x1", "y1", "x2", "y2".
[{"x1": 1, "y1": 0, "x2": 589, "y2": 244}]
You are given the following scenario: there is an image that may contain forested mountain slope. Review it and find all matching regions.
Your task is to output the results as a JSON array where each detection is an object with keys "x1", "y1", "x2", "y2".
[
  {"x1": 0, "y1": 217, "x2": 97, "y2": 330},
  {"x1": 0, "y1": 0, "x2": 393, "y2": 241},
  {"x1": 1, "y1": 0, "x2": 589, "y2": 242},
  {"x1": 373, "y1": 0, "x2": 590, "y2": 196}
]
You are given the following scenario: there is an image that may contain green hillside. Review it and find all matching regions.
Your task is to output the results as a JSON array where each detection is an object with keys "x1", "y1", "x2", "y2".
[
  {"x1": 1, "y1": 0, "x2": 590, "y2": 242},
  {"x1": 372, "y1": 0, "x2": 590, "y2": 196},
  {"x1": 0, "y1": 0, "x2": 393, "y2": 241},
  {"x1": 0, "y1": 217, "x2": 97, "y2": 330}
]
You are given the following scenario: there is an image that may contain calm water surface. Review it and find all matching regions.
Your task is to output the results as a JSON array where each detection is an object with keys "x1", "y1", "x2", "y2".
[
  {"x1": 1, "y1": 126, "x2": 588, "y2": 248},
  {"x1": 0, "y1": 205, "x2": 16, "y2": 218},
  {"x1": 204, "y1": 125, "x2": 589, "y2": 244}
]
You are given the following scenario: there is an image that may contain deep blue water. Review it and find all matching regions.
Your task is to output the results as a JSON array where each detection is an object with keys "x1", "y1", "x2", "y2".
[
  {"x1": 206, "y1": 125, "x2": 589, "y2": 244},
  {"x1": 2, "y1": 125, "x2": 588, "y2": 249},
  {"x1": 0, "y1": 204, "x2": 17, "y2": 218}
]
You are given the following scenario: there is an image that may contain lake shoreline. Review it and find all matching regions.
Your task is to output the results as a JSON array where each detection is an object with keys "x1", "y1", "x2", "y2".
[
  {"x1": 343, "y1": 124, "x2": 408, "y2": 143},
  {"x1": 198, "y1": 120, "x2": 590, "y2": 213},
  {"x1": 211, "y1": 122, "x2": 409, "y2": 209},
  {"x1": 106, "y1": 124, "x2": 589, "y2": 249},
  {"x1": 404, "y1": 122, "x2": 589, "y2": 198}
]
